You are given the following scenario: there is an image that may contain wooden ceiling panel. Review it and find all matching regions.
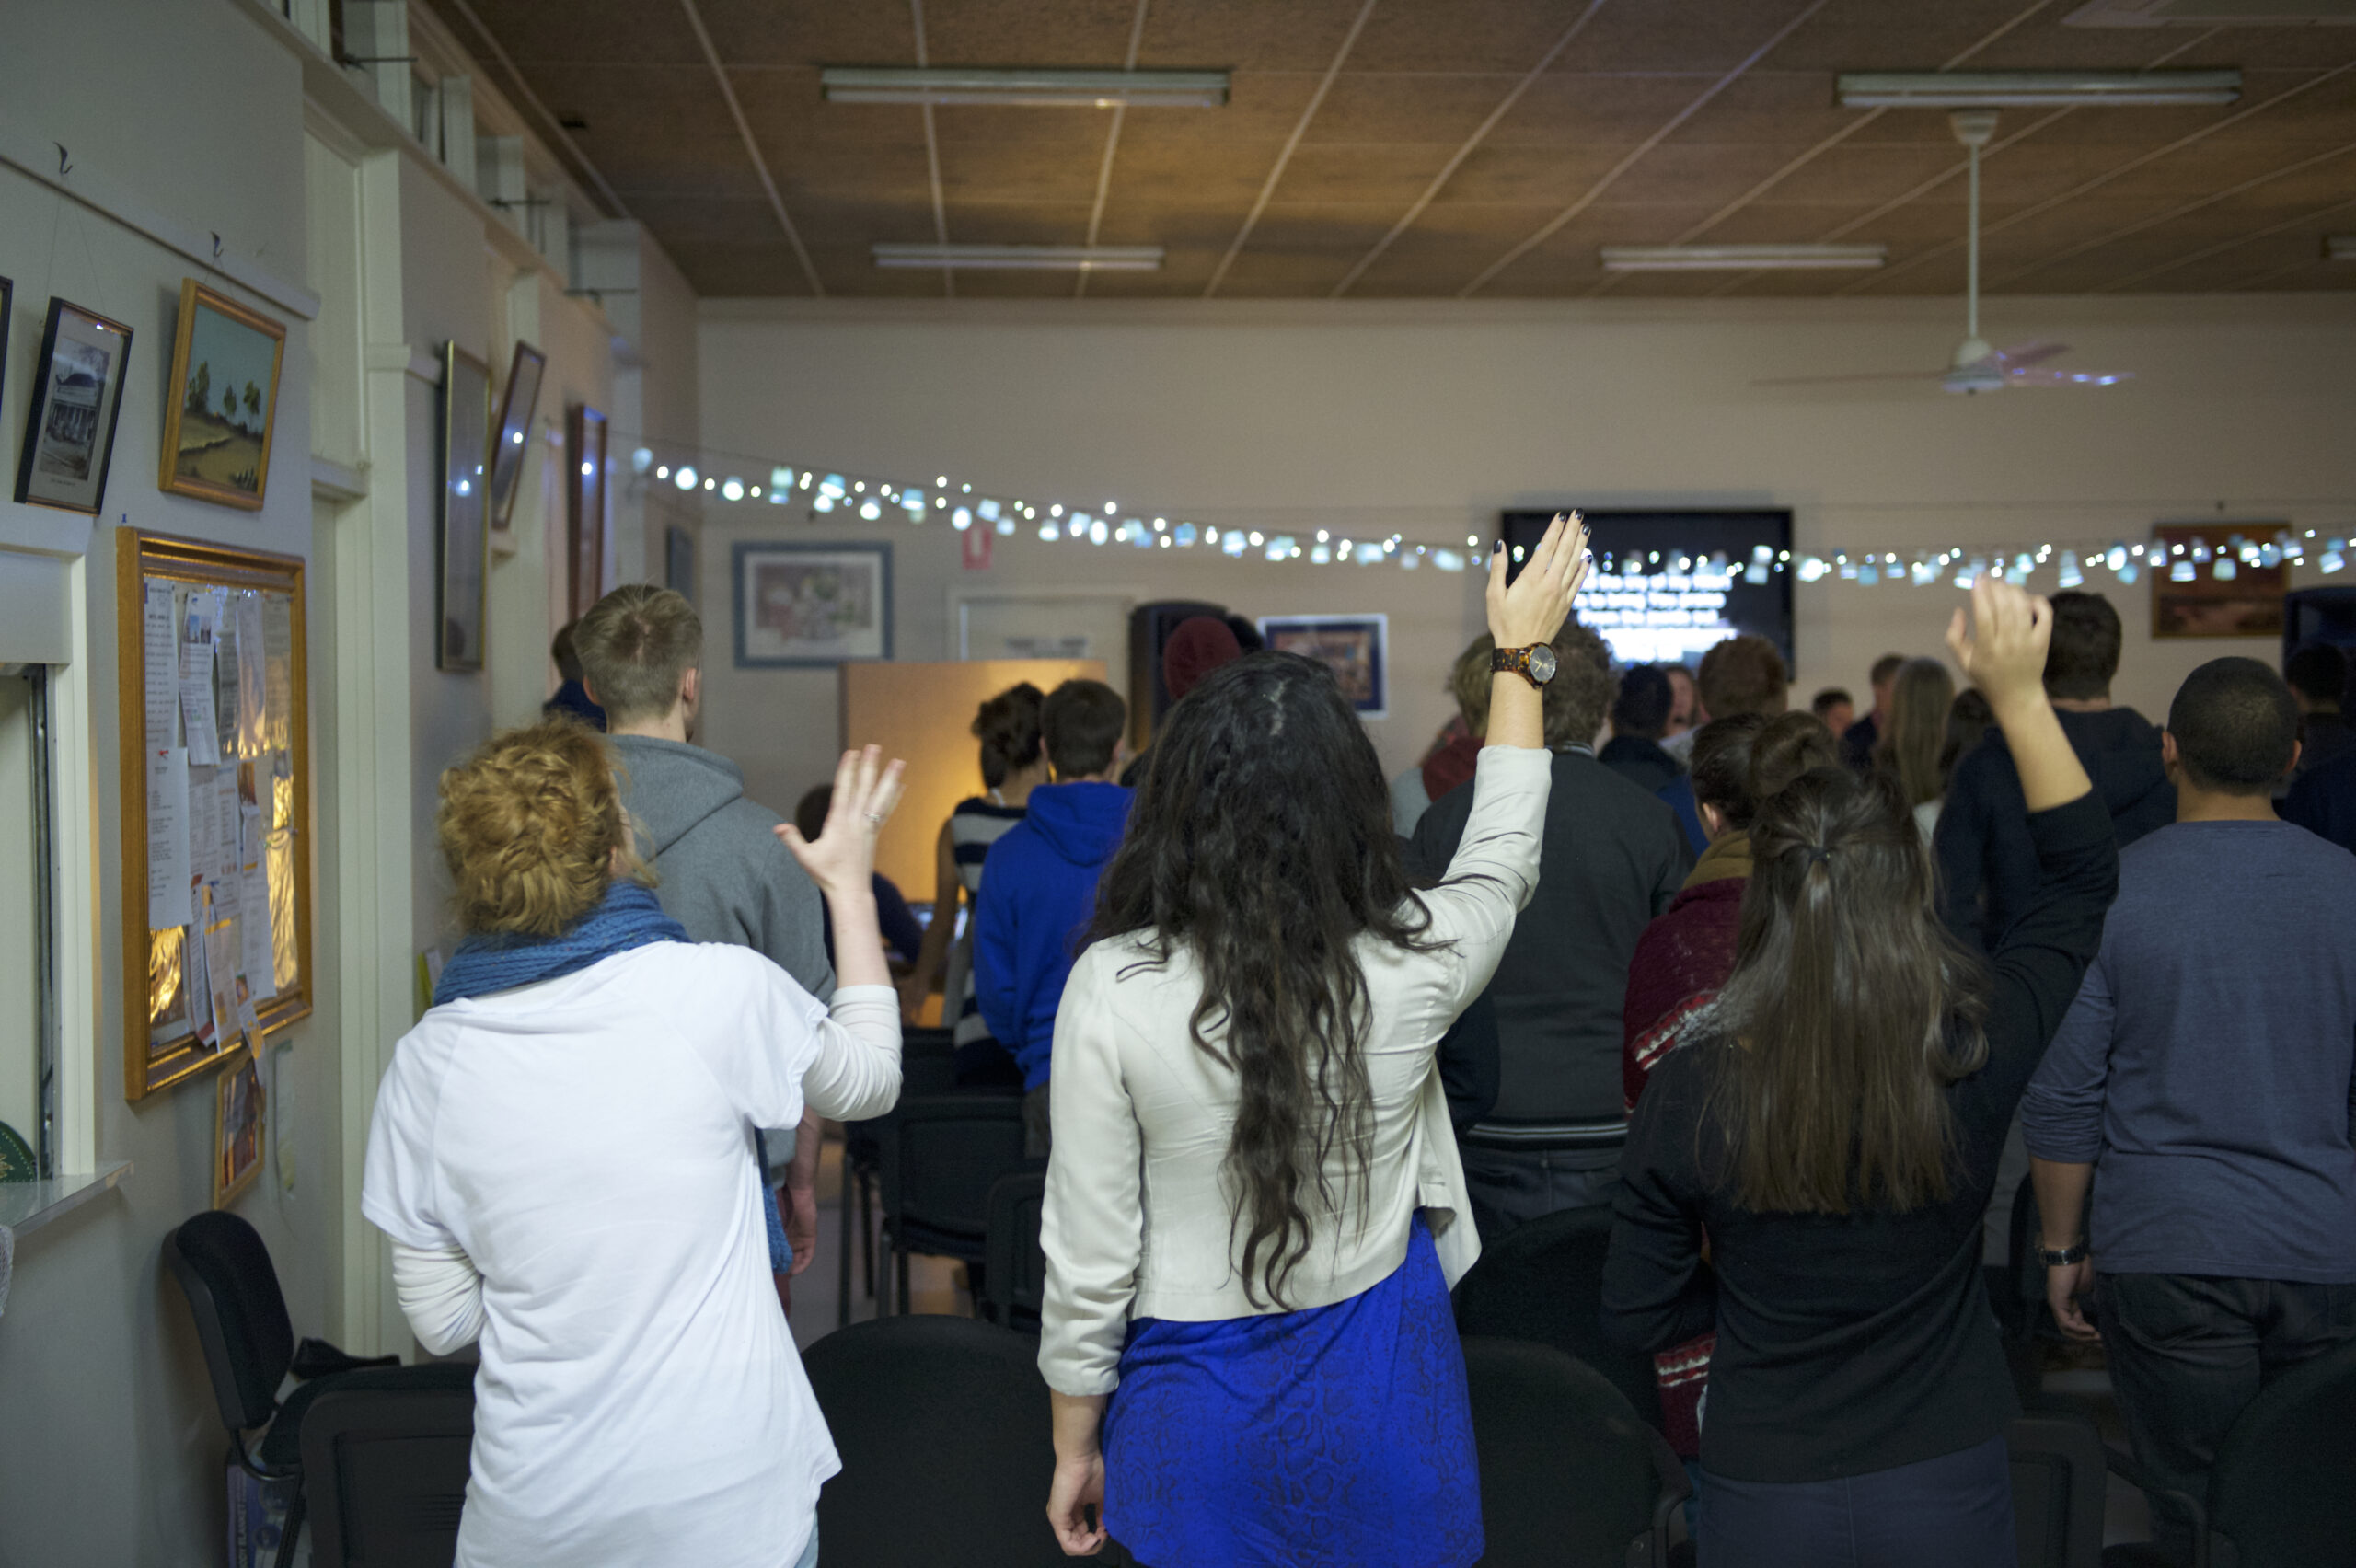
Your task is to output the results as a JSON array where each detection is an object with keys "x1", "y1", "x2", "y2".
[{"x1": 452, "y1": 0, "x2": 2356, "y2": 295}]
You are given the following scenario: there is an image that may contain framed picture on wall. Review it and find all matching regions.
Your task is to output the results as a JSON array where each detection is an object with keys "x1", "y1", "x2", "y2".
[
  {"x1": 733, "y1": 541, "x2": 893, "y2": 668},
  {"x1": 486, "y1": 340, "x2": 546, "y2": 532},
  {"x1": 1258, "y1": 613, "x2": 1389, "y2": 719},
  {"x1": 664, "y1": 523, "x2": 696, "y2": 604},
  {"x1": 213, "y1": 1043, "x2": 265, "y2": 1208},
  {"x1": 15, "y1": 296, "x2": 133, "y2": 515},
  {"x1": 438, "y1": 343, "x2": 491, "y2": 670},
  {"x1": 567, "y1": 405, "x2": 606, "y2": 618},
  {"x1": 158, "y1": 280, "x2": 286, "y2": 511},
  {"x1": 2151, "y1": 522, "x2": 2289, "y2": 639}
]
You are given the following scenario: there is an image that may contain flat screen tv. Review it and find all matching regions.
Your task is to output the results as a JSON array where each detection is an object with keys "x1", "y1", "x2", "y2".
[{"x1": 1499, "y1": 508, "x2": 1795, "y2": 670}]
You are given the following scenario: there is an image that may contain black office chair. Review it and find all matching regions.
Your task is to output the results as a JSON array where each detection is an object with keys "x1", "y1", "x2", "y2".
[
  {"x1": 975, "y1": 1164, "x2": 1048, "y2": 1332},
  {"x1": 877, "y1": 1091, "x2": 1028, "y2": 1314},
  {"x1": 2006, "y1": 1411, "x2": 2108, "y2": 1568},
  {"x1": 297, "y1": 1363, "x2": 477, "y2": 1568},
  {"x1": 1450, "y1": 1203, "x2": 1662, "y2": 1428},
  {"x1": 163, "y1": 1211, "x2": 458, "y2": 1568},
  {"x1": 803, "y1": 1315, "x2": 1066, "y2": 1567},
  {"x1": 836, "y1": 1028, "x2": 964, "y2": 1327},
  {"x1": 2103, "y1": 1336, "x2": 2356, "y2": 1568},
  {"x1": 1459, "y1": 1336, "x2": 1689, "y2": 1568}
]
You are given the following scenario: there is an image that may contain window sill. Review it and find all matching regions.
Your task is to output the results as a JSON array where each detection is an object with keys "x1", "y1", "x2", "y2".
[{"x1": 0, "y1": 1161, "x2": 133, "y2": 1239}]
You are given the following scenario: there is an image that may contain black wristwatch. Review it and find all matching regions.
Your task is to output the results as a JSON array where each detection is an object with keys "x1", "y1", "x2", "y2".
[
  {"x1": 2035, "y1": 1239, "x2": 2088, "y2": 1267},
  {"x1": 1492, "y1": 643, "x2": 1558, "y2": 689}
]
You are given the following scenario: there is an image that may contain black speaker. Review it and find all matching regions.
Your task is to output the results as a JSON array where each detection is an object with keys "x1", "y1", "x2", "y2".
[
  {"x1": 1128, "y1": 600, "x2": 1227, "y2": 749},
  {"x1": 2283, "y1": 587, "x2": 2356, "y2": 670}
]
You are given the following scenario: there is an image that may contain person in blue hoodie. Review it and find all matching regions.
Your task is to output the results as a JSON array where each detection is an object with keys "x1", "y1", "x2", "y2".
[{"x1": 974, "y1": 678, "x2": 1133, "y2": 1156}]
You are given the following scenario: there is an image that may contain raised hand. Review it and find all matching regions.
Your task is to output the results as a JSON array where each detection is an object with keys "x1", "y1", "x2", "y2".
[
  {"x1": 1486, "y1": 513, "x2": 1592, "y2": 651},
  {"x1": 1944, "y1": 576, "x2": 2053, "y2": 715},
  {"x1": 776, "y1": 744, "x2": 907, "y2": 902}
]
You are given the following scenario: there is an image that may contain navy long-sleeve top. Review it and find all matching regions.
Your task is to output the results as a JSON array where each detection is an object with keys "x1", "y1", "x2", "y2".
[
  {"x1": 1601, "y1": 793, "x2": 2118, "y2": 1483},
  {"x1": 2021, "y1": 820, "x2": 2356, "y2": 1284}
]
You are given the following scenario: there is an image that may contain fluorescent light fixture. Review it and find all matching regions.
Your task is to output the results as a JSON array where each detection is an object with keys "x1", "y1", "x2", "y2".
[
  {"x1": 872, "y1": 244, "x2": 1163, "y2": 271},
  {"x1": 1601, "y1": 243, "x2": 1888, "y2": 271},
  {"x1": 1835, "y1": 70, "x2": 2240, "y2": 107},
  {"x1": 822, "y1": 68, "x2": 1228, "y2": 108},
  {"x1": 2328, "y1": 236, "x2": 2356, "y2": 261}
]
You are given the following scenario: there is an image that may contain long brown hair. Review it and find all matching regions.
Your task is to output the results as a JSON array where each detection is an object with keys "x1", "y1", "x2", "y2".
[
  {"x1": 1875, "y1": 658, "x2": 1957, "y2": 809},
  {"x1": 1706, "y1": 767, "x2": 1988, "y2": 1213}
]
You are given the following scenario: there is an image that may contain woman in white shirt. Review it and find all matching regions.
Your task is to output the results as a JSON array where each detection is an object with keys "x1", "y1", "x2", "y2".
[
  {"x1": 1041, "y1": 516, "x2": 1591, "y2": 1567},
  {"x1": 363, "y1": 725, "x2": 907, "y2": 1568}
]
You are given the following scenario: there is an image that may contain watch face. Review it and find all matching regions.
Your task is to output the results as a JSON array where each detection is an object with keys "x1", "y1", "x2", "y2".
[{"x1": 1526, "y1": 644, "x2": 1558, "y2": 683}]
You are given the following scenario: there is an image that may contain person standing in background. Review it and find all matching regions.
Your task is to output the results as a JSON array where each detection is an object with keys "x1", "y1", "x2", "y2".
[
  {"x1": 1664, "y1": 664, "x2": 1700, "y2": 744},
  {"x1": 1599, "y1": 665, "x2": 1684, "y2": 795},
  {"x1": 1658, "y1": 635, "x2": 1790, "y2": 854},
  {"x1": 2025, "y1": 657, "x2": 2356, "y2": 1562},
  {"x1": 541, "y1": 619, "x2": 606, "y2": 731},
  {"x1": 1840, "y1": 653, "x2": 1907, "y2": 774},
  {"x1": 899, "y1": 683, "x2": 1046, "y2": 1085},
  {"x1": 2284, "y1": 642, "x2": 2352, "y2": 778},
  {"x1": 1122, "y1": 617, "x2": 1243, "y2": 789},
  {"x1": 1392, "y1": 635, "x2": 1495, "y2": 836},
  {"x1": 975, "y1": 679, "x2": 1134, "y2": 1157},
  {"x1": 1876, "y1": 658, "x2": 1958, "y2": 847},
  {"x1": 1810, "y1": 687, "x2": 1854, "y2": 739},
  {"x1": 574, "y1": 584, "x2": 834, "y2": 1307}
]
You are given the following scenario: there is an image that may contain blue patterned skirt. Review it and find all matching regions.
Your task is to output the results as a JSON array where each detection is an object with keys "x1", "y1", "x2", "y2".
[{"x1": 1100, "y1": 1214, "x2": 1483, "y2": 1568}]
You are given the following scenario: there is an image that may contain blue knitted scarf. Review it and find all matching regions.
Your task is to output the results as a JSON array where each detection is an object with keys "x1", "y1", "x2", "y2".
[{"x1": 433, "y1": 880, "x2": 690, "y2": 1006}]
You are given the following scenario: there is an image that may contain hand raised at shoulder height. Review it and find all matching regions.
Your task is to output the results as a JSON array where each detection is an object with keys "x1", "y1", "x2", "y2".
[{"x1": 773, "y1": 744, "x2": 907, "y2": 900}]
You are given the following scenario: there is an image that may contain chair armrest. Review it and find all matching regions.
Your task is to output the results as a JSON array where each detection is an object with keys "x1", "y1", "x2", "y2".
[
  {"x1": 290, "y1": 1337, "x2": 401, "y2": 1380},
  {"x1": 2102, "y1": 1443, "x2": 2209, "y2": 1568}
]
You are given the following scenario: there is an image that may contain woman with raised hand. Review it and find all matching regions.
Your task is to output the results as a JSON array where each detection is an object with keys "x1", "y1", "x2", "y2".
[
  {"x1": 1602, "y1": 578, "x2": 2117, "y2": 1568},
  {"x1": 1874, "y1": 655, "x2": 1960, "y2": 846},
  {"x1": 364, "y1": 725, "x2": 907, "y2": 1568},
  {"x1": 1039, "y1": 516, "x2": 1590, "y2": 1568}
]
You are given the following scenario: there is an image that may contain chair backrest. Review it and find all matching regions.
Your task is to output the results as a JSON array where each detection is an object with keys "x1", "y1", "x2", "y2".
[
  {"x1": 297, "y1": 1363, "x2": 477, "y2": 1568},
  {"x1": 879, "y1": 1094, "x2": 1028, "y2": 1239},
  {"x1": 903, "y1": 1027, "x2": 962, "y2": 1097},
  {"x1": 978, "y1": 1166, "x2": 1048, "y2": 1329},
  {"x1": 162, "y1": 1210, "x2": 295, "y2": 1432},
  {"x1": 2004, "y1": 1412, "x2": 2106, "y2": 1568},
  {"x1": 2209, "y1": 1336, "x2": 2356, "y2": 1567},
  {"x1": 1450, "y1": 1203, "x2": 1661, "y2": 1424},
  {"x1": 803, "y1": 1316, "x2": 1065, "y2": 1567},
  {"x1": 1459, "y1": 1336, "x2": 1684, "y2": 1568}
]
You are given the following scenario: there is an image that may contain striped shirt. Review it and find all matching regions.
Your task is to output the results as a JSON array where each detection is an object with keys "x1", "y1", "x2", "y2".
[{"x1": 944, "y1": 796, "x2": 1028, "y2": 1046}]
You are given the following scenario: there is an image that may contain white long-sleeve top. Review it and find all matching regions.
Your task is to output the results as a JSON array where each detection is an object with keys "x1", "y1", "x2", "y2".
[
  {"x1": 1039, "y1": 744, "x2": 1551, "y2": 1398},
  {"x1": 363, "y1": 950, "x2": 900, "y2": 1568}
]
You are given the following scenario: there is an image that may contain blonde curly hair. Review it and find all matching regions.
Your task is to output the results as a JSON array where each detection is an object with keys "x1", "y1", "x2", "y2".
[{"x1": 436, "y1": 720, "x2": 652, "y2": 937}]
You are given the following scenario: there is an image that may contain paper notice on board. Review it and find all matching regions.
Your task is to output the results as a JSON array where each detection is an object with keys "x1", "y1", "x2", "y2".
[
  {"x1": 186, "y1": 765, "x2": 217, "y2": 904},
  {"x1": 261, "y1": 593, "x2": 294, "y2": 749},
  {"x1": 147, "y1": 746, "x2": 191, "y2": 929},
  {"x1": 235, "y1": 593, "x2": 267, "y2": 758},
  {"x1": 213, "y1": 768, "x2": 241, "y2": 887},
  {"x1": 212, "y1": 594, "x2": 241, "y2": 763},
  {"x1": 203, "y1": 917, "x2": 242, "y2": 1049},
  {"x1": 180, "y1": 594, "x2": 222, "y2": 767},
  {"x1": 239, "y1": 801, "x2": 275, "y2": 1003},
  {"x1": 144, "y1": 582, "x2": 179, "y2": 744}
]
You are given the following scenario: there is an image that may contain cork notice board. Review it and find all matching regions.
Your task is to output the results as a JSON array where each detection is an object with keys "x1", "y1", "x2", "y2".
[{"x1": 116, "y1": 531, "x2": 313, "y2": 1100}]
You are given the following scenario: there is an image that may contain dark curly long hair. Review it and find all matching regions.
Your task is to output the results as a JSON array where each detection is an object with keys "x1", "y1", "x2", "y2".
[{"x1": 1086, "y1": 652, "x2": 1441, "y2": 1308}]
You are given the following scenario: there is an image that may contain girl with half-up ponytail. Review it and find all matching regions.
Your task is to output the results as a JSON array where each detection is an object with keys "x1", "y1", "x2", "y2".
[
  {"x1": 1039, "y1": 516, "x2": 1594, "y2": 1568},
  {"x1": 1602, "y1": 579, "x2": 2119, "y2": 1568}
]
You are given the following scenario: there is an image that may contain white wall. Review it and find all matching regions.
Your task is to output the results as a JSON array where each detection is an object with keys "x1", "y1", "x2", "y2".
[
  {"x1": 0, "y1": 3, "x2": 327, "y2": 1562},
  {"x1": 695, "y1": 294, "x2": 2356, "y2": 812}
]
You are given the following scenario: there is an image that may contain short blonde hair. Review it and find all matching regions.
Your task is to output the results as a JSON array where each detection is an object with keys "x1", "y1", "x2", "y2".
[
  {"x1": 436, "y1": 720, "x2": 650, "y2": 937},
  {"x1": 1449, "y1": 634, "x2": 1496, "y2": 735},
  {"x1": 573, "y1": 585, "x2": 702, "y2": 726}
]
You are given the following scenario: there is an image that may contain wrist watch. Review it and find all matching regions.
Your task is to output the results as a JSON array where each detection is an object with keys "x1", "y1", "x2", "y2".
[
  {"x1": 1492, "y1": 643, "x2": 1559, "y2": 689},
  {"x1": 2035, "y1": 1239, "x2": 2088, "y2": 1267}
]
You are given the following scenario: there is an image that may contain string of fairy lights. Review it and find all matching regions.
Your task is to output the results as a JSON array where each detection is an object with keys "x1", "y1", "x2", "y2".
[{"x1": 618, "y1": 440, "x2": 2352, "y2": 587}]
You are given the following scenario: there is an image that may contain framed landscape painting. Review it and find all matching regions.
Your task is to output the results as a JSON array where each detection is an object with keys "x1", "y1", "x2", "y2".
[
  {"x1": 1259, "y1": 614, "x2": 1389, "y2": 718},
  {"x1": 15, "y1": 297, "x2": 133, "y2": 515},
  {"x1": 160, "y1": 280, "x2": 285, "y2": 510},
  {"x1": 733, "y1": 541, "x2": 893, "y2": 667}
]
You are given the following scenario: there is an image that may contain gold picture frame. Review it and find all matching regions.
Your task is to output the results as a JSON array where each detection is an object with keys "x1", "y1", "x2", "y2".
[
  {"x1": 158, "y1": 280, "x2": 286, "y2": 512},
  {"x1": 116, "y1": 531, "x2": 313, "y2": 1100},
  {"x1": 213, "y1": 1043, "x2": 265, "y2": 1207}
]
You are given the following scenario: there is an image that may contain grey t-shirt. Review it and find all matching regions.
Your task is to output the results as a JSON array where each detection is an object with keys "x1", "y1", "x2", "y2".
[{"x1": 2022, "y1": 819, "x2": 2356, "y2": 1283}]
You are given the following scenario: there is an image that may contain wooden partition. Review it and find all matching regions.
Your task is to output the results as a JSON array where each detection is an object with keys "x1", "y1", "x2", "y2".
[{"x1": 839, "y1": 658, "x2": 1104, "y2": 896}]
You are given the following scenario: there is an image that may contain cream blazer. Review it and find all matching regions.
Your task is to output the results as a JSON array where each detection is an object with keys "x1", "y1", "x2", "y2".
[{"x1": 1038, "y1": 745, "x2": 1551, "y2": 1397}]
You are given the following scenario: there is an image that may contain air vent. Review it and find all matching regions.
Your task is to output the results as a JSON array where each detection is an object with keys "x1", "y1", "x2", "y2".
[{"x1": 2067, "y1": 0, "x2": 2356, "y2": 25}]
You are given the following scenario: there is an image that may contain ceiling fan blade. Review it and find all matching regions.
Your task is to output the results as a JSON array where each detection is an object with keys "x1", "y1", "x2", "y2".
[
  {"x1": 1751, "y1": 369, "x2": 1946, "y2": 386},
  {"x1": 1991, "y1": 340, "x2": 2070, "y2": 370},
  {"x1": 2003, "y1": 368, "x2": 2134, "y2": 387}
]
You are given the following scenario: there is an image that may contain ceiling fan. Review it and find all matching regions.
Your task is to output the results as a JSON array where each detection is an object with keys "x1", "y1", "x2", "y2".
[{"x1": 1754, "y1": 110, "x2": 2134, "y2": 395}]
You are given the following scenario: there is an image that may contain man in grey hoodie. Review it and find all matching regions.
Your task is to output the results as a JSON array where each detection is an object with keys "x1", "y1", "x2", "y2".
[{"x1": 575, "y1": 585, "x2": 835, "y2": 1298}]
